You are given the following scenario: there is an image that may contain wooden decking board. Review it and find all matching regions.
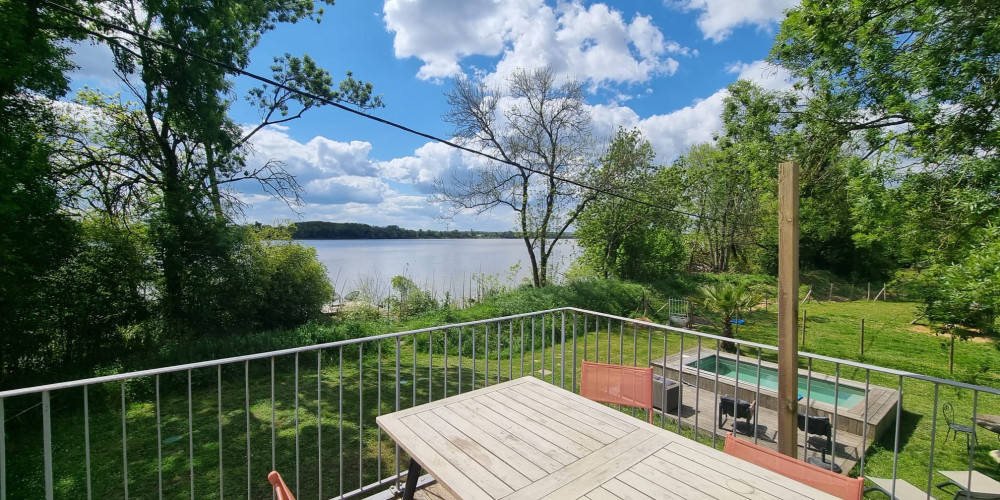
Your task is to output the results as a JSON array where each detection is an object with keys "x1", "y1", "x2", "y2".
[
  {"x1": 486, "y1": 391, "x2": 609, "y2": 448},
  {"x1": 506, "y1": 383, "x2": 632, "y2": 437},
  {"x1": 472, "y1": 393, "x2": 595, "y2": 457},
  {"x1": 641, "y1": 448, "x2": 783, "y2": 500},
  {"x1": 433, "y1": 405, "x2": 564, "y2": 473},
  {"x1": 455, "y1": 398, "x2": 580, "y2": 464},
  {"x1": 600, "y1": 477, "x2": 654, "y2": 500},
  {"x1": 625, "y1": 462, "x2": 721, "y2": 499}
]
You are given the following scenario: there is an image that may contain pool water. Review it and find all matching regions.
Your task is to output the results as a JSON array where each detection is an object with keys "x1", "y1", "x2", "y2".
[{"x1": 687, "y1": 355, "x2": 866, "y2": 409}]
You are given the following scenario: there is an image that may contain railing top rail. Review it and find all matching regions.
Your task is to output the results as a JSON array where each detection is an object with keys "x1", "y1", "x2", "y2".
[{"x1": 3, "y1": 306, "x2": 998, "y2": 398}]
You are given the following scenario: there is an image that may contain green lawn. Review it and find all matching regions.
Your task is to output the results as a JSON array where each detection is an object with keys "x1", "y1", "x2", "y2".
[{"x1": 4, "y1": 303, "x2": 999, "y2": 499}]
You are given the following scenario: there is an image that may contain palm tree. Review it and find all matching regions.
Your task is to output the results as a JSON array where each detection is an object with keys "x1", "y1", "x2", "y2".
[{"x1": 699, "y1": 282, "x2": 758, "y2": 351}]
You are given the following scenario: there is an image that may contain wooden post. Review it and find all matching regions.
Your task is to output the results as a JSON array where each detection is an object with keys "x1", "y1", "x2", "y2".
[
  {"x1": 949, "y1": 332, "x2": 955, "y2": 374},
  {"x1": 867, "y1": 282, "x2": 871, "y2": 301},
  {"x1": 777, "y1": 161, "x2": 800, "y2": 458},
  {"x1": 849, "y1": 283, "x2": 855, "y2": 302},
  {"x1": 764, "y1": 295, "x2": 768, "y2": 312},
  {"x1": 860, "y1": 318, "x2": 865, "y2": 357},
  {"x1": 829, "y1": 283, "x2": 834, "y2": 302},
  {"x1": 801, "y1": 309, "x2": 807, "y2": 346}
]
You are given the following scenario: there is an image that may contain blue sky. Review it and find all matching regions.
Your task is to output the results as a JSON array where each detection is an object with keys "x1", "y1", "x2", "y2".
[{"x1": 68, "y1": 0, "x2": 798, "y2": 231}]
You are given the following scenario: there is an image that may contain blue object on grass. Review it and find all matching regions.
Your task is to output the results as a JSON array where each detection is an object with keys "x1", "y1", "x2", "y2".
[{"x1": 730, "y1": 318, "x2": 745, "y2": 325}]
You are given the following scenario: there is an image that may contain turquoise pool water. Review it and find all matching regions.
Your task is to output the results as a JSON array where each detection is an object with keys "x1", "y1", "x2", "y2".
[{"x1": 688, "y1": 355, "x2": 866, "y2": 409}]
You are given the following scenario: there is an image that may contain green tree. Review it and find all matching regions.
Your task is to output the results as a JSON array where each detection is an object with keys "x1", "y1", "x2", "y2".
[
  {"x1": 575, "y1": 127, "x2": 686, "y2": 280},
  {"x1": 698, "y1": 282, "x2": 758, "y2": 352},
  {"x1": 439, "y1": 67, "x2": 595, "y2": 287}
]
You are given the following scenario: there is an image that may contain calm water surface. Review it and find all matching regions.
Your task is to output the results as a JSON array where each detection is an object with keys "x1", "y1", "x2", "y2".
[{"x1": 298, "y1": 239, "x2": 579, "y2": 301}]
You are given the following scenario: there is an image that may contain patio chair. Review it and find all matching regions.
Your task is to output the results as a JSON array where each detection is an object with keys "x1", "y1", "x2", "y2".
[
  {"x1": 718, "y1": 395, "x2": 755, "y2": 434},
  {"x1": 943, "y1": 402, "x2": 977, "y2": 449},
  {"x1": 798, "y1": 412, "x2": 839, "y2": 472},
  {"x1": 580, "y1": 361, "x2": 654, "y2": 423},
  {"x1": 723, "y1": 432, "x2": 864, "y2": 500},
  {"x1": 268, "y1": 471, "x2": 296, "y2": 500},
  {"x1": 864, "y1": 476, "x2": 927, "y2": 500},
  {"x1": 936, "y1": 470, "x2": 1000, "y2": 499}
]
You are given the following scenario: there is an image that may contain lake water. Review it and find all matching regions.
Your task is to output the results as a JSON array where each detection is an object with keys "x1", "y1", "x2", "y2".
[{"x1": 298, "y1": 239, "x2": 579, "y2": 302}]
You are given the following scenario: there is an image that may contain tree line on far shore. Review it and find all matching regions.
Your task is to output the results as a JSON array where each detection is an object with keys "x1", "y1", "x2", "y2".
[{"x1": 288, "y1": 221, "x2": 527, "y2": 240}]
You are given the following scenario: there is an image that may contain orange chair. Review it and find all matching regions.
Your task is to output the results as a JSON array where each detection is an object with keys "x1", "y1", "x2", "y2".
[
  {"x1": 723, "y1": 433, "x2": 863, "y2": 500},
  {"x1": 580, "y1": 361, "x2": 654, "y2": 423},
  {"x1": 268, "y1": 471, "x2": 296, "y2": 500}
]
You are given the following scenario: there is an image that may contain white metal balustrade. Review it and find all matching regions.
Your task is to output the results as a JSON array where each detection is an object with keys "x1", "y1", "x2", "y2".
[{"x1": 1, "y1": 307, "x2": 998, "y2": 500}]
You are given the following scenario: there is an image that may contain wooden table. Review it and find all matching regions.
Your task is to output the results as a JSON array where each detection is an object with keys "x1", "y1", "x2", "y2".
[
  {"x1": 376, "y1": 376, "x2": 839, "y2": 500},
  {"x1": 977, "y1": 414, "x2": 1000, "y2": 435}
]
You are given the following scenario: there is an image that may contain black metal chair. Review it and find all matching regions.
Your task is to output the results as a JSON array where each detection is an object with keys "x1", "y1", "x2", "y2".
[
  {"x1": 943, "y1": 402, "x2": 976, "y2": 450},
  {"x1": 797, "y1": 413, "x2": 840, "y2": 473},
  {"x1": 718, "y1": 395, "x2": 755, "y2": 434}
]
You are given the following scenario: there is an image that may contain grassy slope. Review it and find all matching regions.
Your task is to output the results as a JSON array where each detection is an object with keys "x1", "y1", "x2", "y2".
[{"x1": 4, "y1": 279, "x2": 999, "y2": 499}]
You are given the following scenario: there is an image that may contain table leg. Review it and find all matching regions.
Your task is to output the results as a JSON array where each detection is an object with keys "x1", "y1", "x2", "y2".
[{"x1": 402, "y1": 458, "x2": 422, "y2": 500}]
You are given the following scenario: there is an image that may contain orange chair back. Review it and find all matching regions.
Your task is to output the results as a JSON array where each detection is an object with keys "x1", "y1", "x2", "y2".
[
  {"x1": 723, "y1": 433, "x2": 863, "y2": 500},
  {"x1": 268, "y1": 471, "x2": 296, "y2": 500},
  {"x1": 580, "y1": 361, "x2": 654, "y2": 423}
]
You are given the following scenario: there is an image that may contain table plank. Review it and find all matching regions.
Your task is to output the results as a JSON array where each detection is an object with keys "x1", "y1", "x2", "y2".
[
  {"x1": 487, "y1": 391, "x2": 612, "y2": 447},
  {"x1": 473, "y1": 393, "x2": 596, "y2": 457},
  {"x1": 431, "y1": 405, "x2": 558, "y2": 475},
  {"x1": 601, "y1": 478, "x2": 654, "y2": 500},
  {"x1": 508, "y1": 382, "x2": 635, "y2": 436},
  {"x1": 455, "y1": 398, "x2": 579, "y2": 465}
]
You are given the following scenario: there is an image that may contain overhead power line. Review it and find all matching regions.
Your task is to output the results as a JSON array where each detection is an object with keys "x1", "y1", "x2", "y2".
[{"x1": 42, "y1": 0, "x2": 764, "y2": 228}]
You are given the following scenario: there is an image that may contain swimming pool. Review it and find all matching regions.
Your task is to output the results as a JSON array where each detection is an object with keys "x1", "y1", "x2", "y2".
[{"x1": 687, "y1": 355, "x2": 866, "y2": 409}]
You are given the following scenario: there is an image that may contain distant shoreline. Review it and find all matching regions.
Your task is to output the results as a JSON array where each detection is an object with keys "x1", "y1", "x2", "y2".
[{"x1": 285, "y1": 221, "x2": 572, "y2": 240}]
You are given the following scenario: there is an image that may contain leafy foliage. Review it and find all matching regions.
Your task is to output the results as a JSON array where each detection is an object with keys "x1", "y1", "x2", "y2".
[{"x1": 698, "y1": 282, "x2": 759, "y2": 351}]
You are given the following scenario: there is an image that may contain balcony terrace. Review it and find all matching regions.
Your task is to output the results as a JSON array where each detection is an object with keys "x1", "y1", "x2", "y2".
[{"x1": 1, "y1": 308, "x2": 998, "y2": 499}]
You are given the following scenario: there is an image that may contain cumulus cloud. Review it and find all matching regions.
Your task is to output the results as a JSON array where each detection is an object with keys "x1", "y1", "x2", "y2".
[
  {"x1": 383, "y1": 0, "x2": 686, "y2": 86},
  {"x1": 247, "y1": 125, "x2": 377, "y2": 180},
  {"x1": 375, "y1": 141, "x2": 465, "y2": 193},
  {"x1": 671, "y1": 0, "x2": 797, "y2": 42},
  {"x1": 726, "y1": 59, "x2": 796, "y2": 91}
]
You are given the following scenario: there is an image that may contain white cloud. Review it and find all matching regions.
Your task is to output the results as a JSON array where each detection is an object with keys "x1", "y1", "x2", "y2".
[
  {"x1": 376, "y1": 141, "x2": 465, "y2": 193},
  {"x1": 247, "y1": 126, "x2": 376, "y2": 180},
  {"x1": 304, "y1": 175, "x2": 390, "y2": 204},
  {"x1": 672, "y1": 0, "x2": 798, "y2": 42},
  {"x1": 726, "y1": 59, "x2": 796, "y2": 91},
  {"x1": 383, "y1": 0, "x2": 685, "y2": 86}
]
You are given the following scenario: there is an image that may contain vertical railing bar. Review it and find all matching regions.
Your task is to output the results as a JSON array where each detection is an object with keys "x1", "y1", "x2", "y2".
[
  {"x1": 583, "y1": 316, "x2": 588, "y2": 363},
  {"x1": 804, "y1": 359, "x2": 813, "y2": 459},
  {"x1": 444, "y1": 331, "x2": 449, "y2": 398},
  {"x1": 188, "y1": 369, "x2": 195, "y2": 500},
  {"x1": 156, "y1": 375, "x2": 163, "y2": 500},
  {"x1": 831, "y1": 364, "x2": 840, "y2": 471},
  {"x1": 339, "y1": 346, "x2": 344, "y2": 499},
  {"x1": 632, "y1": 323, "x2": 637, "y2": 368},
  {"x1": 677, "y1": 332, "x2": 684, "y2": 434},
  {"x1": 860, "y1": 370, "x2": 871, "y2": 473},
  {"x1": 552, "y1": 313, "x2": 557, "y2": 386},
  {"x1": 572, "y1": 312, "x2": 578, "y2": 394},
  {"x1": 0, "y1": 397, "x2": 5, "y2": 500},
  {"x1": 530, "y1": 315, "x2": 537, "y2": 376},
  {"x1": 378, "y1": 340, "x2": 383, "y2": 482},
  {"x1": 429, "y1": 331, "x2": 434, "y2": 401},
  {"x1": 394, "y1": 338, "x2": 400, "y2": 490},
  {"x1": 245, "y1": 361, "x2": 251, "y2": 499},
  {"x1": 753, "y1": 352, "x2": 762, "y2": 445},
  {"x1": 967, "y1": 390, "x2": 979, "y2": 499},
  {"x1": 84, "y1": 386, "x2": 92, "y2": 500},
  {"x1": 43, "y1": 390, "x2": 54, "y2": 500},
  {"x1": 121, "y1": 382, "x2": 129, "y2": 500},
  {"x1": 606, "y1": 317, "x2": 611, "y2": 365},
  {"x1": 694, "y1": 339, "x2": 702, "y2": 442},
  {"x1": 646, "y1": 325, "x2": 652, "y2": 367},
  {"x1": 661, "y1": 330, "x2": 668, "y2": 429},
  {"x1": 497, "y1": 322, "x2": 502, "y2": 385},
  {"x1": 271, "y1": 357, "x2": 276, "y2": 495},
  {"x1": 891, "y1": 376, "x2": 903, "y2": 498},
  {"x1": 619, "y1": 319, "x2": 624, "y2": 369},
  {"x1": 472, "y1": 326, "x2": 477, "y2": 391},
  {"x1": 485, "y1": 324, "x2": 490, "y2": 387},
  {"x1": 318, "y1": 350, "x2": 323, "y2": 499},
  {"x1": 412, "y1": 333, "x2": 417, "y2": 405},
  {"x1": 926, "y1": 383, "x2": 939, "y2": 499},
  {"x1": 295, "y1": 353, "x2": 300, "y2": 498},
  {"x1": 561, "y1": 312, "x2": 567, "y2": 389},
  {"x1": 594, "y1": 316, "x2": 598, "y2": 365},
  {"x1": 712, "y1": 343, "x2": 720, "y2": 448},
  {"x1": 509, "y1": 320, "x2": 514, "y2": 382},
  {"x1": 458, "y1": 327, "x2": 463, "y2": 394},
  {"x1": 733, "y1": 348, "x2": 741, "y2": 439},
  {"x1": 541, "y1": 315, "x2": 546, "y2": 382},
  {"x1": 359, "y1": 344, "x2": 364, "y2": 492},
  {"x1": 519, "y1": 319, "x2": 525, "y2": 378},
  {"x1": 217, "y1": 365, "x2": 223, "y2": 500}
]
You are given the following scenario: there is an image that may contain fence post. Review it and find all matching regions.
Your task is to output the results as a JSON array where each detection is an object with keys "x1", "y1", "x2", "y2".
[
  {"x1": 829, "y1": 283, "x2": 834, "y2": 302},
  {"x1": 949, "y1": 332, "x2": 955, "y2": 374},
  {"x1": 849, "y1": 283, "x2": 854, "y2": 302},
  {"x1": 801, "y1": 309, "x2": 807, "y2": 346},
  {"x1": 867, "y1": 282, "x2": 871, "y2": 301}
]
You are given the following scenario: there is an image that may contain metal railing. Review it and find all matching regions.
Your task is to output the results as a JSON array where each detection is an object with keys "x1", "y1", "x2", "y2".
[{"x1": 1, "y1": 307, "x2": 998, "y2": 500}]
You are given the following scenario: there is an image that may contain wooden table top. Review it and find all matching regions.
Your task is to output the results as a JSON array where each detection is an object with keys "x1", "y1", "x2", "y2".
[
  {"x1": 376, "y1": 376, "x2": 840, "y2": 500},
  {"x1": 976, "y1": 414, "x2": 1000, "y2": 433}
]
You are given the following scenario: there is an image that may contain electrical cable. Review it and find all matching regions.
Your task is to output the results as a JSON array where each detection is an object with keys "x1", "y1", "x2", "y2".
[{"x1": 42, "y1": 0, "x2": 768, "y2": 228}]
